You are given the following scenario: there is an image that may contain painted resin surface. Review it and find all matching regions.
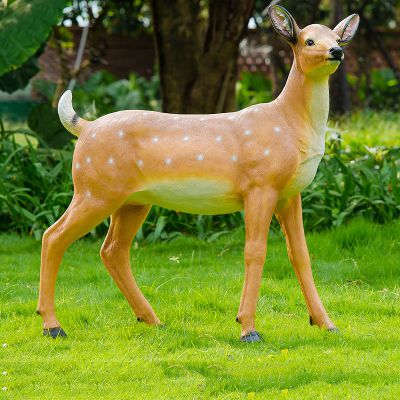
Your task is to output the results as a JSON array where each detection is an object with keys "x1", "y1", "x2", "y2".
[{"x1": 37, "y1": 5, "x2": 360, "y2": 342}]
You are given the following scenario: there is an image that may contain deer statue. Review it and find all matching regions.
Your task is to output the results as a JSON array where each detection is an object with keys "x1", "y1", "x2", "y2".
[{"x1": 37, "y1": 5, "x2": 359, "y2": 342}]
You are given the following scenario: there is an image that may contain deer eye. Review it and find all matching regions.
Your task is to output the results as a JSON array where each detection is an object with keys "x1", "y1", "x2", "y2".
[{"x1": 305, "y1": 39, "x2": 315, "y2": 46}]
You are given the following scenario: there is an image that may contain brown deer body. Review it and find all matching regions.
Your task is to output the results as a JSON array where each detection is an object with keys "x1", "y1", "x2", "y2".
[{"x1": 37, "y1": 6, "x2": 359, "y2": 341}]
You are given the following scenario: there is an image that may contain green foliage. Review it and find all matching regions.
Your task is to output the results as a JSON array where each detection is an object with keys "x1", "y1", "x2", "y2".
[
  {"x1": 0, "y1": 127, "x2": 73, "y2": 240},
  {"x1": 64, "y1": 0, "x2": 151, "y2": 35},
  {"x1": 236, "y1": 72, "x2": 273, "y2": 110},
  {"x1": 0, "y1": 100, "x2": 37, "y2": 124},
  {"x1": 303, "y1": 133, "x2": 400, "y2": 230},
  {"x1": 0, "y1": 0, "x2": 67, "y2": 76},
  {"x1": 348, "y1": 68, "x2": 400, "y2": 111},
  {"x1": 26, "y1": 71, "x2": 161, "y2": 148},
  {"x1": 72, "y1": 71, "x2": 161, "y2": 118},
  {"x1": 0, "y1": 55, "x2": 40, "y2": 94},
  {"x1": 27, "y1": 102, "x2": 70, "y2": 149}
]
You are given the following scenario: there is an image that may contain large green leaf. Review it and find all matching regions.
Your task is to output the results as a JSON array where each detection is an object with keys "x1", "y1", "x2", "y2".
[
  {"x1": 0, "y1": 55, "x2": 39, "y2": 92},
  {"x1": 0, "y1": 0, "x2": 67, "y2": 76},
  {"x1": 28, "y1": 101, "x2": 70, "y2": 149}
]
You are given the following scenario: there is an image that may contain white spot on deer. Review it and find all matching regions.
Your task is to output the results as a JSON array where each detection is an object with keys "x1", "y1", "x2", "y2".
[
  {"x1": 244, "y1": 129, "x2": 252, "y2": 136},
  {"x1": 118, "y1": 130, "x2": 125, "y2": 138},
  {"x1": 165, "y1": 158, "x2": 172, "y2": 165},
  {"x1": 75, "y1": 162, "x2": 81, "y2": 169},
  {"x1": 108, "y1": 157, "x2": 114, "y2": 165},
  {"x1": 86, "y1": 190, "x2": 91, "y2": 197},
  {"x1": 152, "y1": 136, "x2": 159, "y2": 143},
  {"x1": 86, "y1": 157, "x2": 92, "y2": 164},
  {"x1": 264, "y1": 148, "x2": 270, "y2": 156},
  {"x1": 183, "y1": 136, "x2": 190, "y2": 142},
  {"x1": 216, "y1": 135, "x2": 222, "y2": 142},
  {"x1": 91, "y1": 132, "x2": 96, "y2": 138},
  {"x1": 197, "y1": 154, "x2": 204, "y2": 161},
  {"x1": 137, "y1": 159, "x2": 143, "y2": 167},
  {"x1": 274, "y1": 126, "x2": 281, "y2": 134},
  {"x1": 231, "y1": 154, "x2": 238, "y2": 162}
]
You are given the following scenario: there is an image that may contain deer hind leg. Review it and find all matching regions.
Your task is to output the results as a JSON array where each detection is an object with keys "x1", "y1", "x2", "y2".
[
  {"x1": 100, "y1": 204, "x2": 161, "y2": 326},
  {"x1": 236, "y1": 188, "x2": 278, "y2": 342},
  {"x1": 37, "y1": 194, "x2": 118, "y2": 338},
  {"x1": 275, "y1": 194, "x2": 337, "y2": 332}
]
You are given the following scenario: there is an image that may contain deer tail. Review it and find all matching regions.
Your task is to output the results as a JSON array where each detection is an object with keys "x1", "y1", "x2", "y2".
[{"x1": 58, "y1": 90, "x2": 88, "y2": 137}]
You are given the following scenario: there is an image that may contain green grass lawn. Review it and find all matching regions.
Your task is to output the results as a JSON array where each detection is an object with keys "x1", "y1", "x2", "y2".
[{"x1": 1, "y1": 218, "x2": 399, "y2": 399}]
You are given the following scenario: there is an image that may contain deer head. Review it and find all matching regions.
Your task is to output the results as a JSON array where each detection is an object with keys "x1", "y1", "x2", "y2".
[{"x1": 268, "y1": 5, "x2": 360, "y2": 78}]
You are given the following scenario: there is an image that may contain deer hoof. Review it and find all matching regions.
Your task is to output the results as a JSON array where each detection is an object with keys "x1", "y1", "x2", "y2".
[
  {"x1": 240, "y1": 330, "x2": 263, "y2": 343},
  {"x1": 327, "y1": 326, "x2": 340, "y2": 333},
  {"x1": 43, "y1": 327, "x2": 67, "y2": 339},
  {"x1": 235, "y1": 316, "x2": 240, "y2": 324},
  {"x1": 310, "y1": 316, "x2": 339, "y2": 333}
]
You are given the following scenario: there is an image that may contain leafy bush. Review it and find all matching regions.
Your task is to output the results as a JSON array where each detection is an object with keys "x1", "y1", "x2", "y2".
[
  {"x1": 236, "y1": 72, "x2": 273, "y2": 110},
  {"x1": 302, "y1": 129, "x2": 400, "y2": 230},
  {"x1": 1, "y1": 120, "x2": 398, "y2": 241},
  {"x1": 29, "y1": 71, "x2": 161, "y2": 148},
  {"x1": 348, "y1": 68, "x2": 400, "y2": 111},
  {"x1": 0, "y1": 125, "x2": 73, "y2": 240}
]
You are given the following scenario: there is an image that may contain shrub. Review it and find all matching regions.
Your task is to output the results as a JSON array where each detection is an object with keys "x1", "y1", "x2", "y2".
[
  {"x1": 302, "y1": 130, "x2": 400, "y2": 230},
  {"x1": 28, "y1": 71, "x2": 161, "y2": 149},
  {"x1": 236, "y1": 72, "x2": 273, "y2": 110},
  {"x1": 348, "y1": 68, "x2": 400, "y2": 111}
]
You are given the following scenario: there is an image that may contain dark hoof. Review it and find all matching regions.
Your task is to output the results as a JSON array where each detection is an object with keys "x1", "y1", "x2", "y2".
[
  {"x1": 327, "y1": 327, "x2": 340, "y2": 334},
  {"x1": 137, "y1": 317, "x2": 143, "y2": 322},
  {"x1": 240, "y1": 330, "x2": 263, "y2": 343},
  {"x1": 43, "y1": 327, "x2": 67, "y2": 339},
  {"x1": 310, "y1": 316, "x2": 339, "y2": 333},
  {"x1": 235, "y1": 316, "x2": 240, "y2": 324}
]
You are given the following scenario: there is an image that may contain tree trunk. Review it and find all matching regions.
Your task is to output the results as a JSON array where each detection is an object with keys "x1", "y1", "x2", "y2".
[
  {"x1": 329, "y1": 0, "x2": 351, "y2": 114},
  {"x1": 150, "y1": 0, "x2": 255, "y2": 114}
]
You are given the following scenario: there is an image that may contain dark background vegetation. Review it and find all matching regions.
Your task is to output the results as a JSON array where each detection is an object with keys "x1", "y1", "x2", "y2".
[{"x1": 0, "y1": 0, "x2": 399, "y2": 241}]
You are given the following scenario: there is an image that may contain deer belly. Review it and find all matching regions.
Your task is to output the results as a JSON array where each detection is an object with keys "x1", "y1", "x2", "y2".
[
  {"x1": 280, "y1": 154, "x2": 323, "y2": 199},
  {"x1": 127, "y1": 179, "x2": 243, "y2": 215}
]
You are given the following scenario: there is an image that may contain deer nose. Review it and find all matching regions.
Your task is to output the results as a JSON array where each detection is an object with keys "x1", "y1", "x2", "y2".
[{"x1": 329, "y1": 47, "x2": 344, "y2": 60}]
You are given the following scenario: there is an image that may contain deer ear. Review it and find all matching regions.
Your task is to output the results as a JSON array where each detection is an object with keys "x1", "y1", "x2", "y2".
[
  {"x1": 333, "y1": 14, "x2": 360, "y2": 45},
  {"x1": 268, "y1": 5, "x2": 300, "y2": 45}
]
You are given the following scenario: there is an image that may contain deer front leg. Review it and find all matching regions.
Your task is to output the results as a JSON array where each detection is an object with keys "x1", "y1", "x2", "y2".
[
  {"x1": 236, "y1": 187, "x2": 278, "y2": 342},
  {"x1": 275, "y1": 194, "x2": 337, "y2": 331}
]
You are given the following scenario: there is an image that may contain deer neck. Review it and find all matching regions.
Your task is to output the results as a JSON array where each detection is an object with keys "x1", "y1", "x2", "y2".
[{"x1": 276, "y1": 59, "x2": 329, "y2": 152}]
